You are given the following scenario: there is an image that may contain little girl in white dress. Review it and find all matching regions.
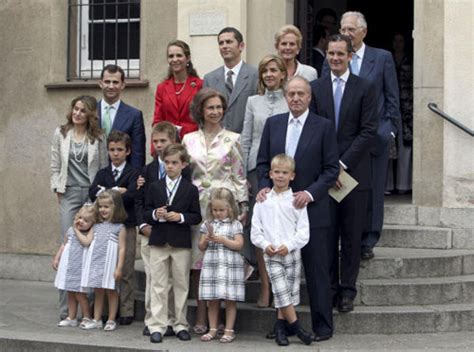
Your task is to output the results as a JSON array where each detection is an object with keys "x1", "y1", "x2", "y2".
[
  {"x1": 53, "y1": 204, "x2": 95, "y2": 328},
  {"x1": 198, "y1": 187, "x2": 245, "y2": 343},
  {"x1": 79, "y1": 190, "x2": 127, "y2": 331}
]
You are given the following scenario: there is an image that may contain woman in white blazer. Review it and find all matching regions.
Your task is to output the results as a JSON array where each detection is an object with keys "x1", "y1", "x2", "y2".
[
  {"x1": 241, "y1": 55, "x2": 289, "y2": 308},
  {"x1": 51, "y1": 95, "x2": 108, "y2": 240}
]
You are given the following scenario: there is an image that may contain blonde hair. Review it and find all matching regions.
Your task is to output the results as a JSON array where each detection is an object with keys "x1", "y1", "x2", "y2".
[
  {"x1": 74, "y1": 204, "x2": 96, "y2": 228},
  {"x1": 271, "y1": 154, "x2": 295, "y2": 172},
  {"x1": 95, "y1": 190, "x2": 127, "y2": 223},
  {"x1": 274, "y1": 24, "x2": 303, "y2": 49},
  {"x1": 257, "y1": 54, "x2": 288, "y2": 95},
  {"x1": 206, "y1": 187, "x2": 239, "y2": 221}
]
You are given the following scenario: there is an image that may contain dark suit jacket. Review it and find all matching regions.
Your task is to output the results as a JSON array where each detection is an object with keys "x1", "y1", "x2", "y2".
[
  {"x1": 256, "y1": 112, "x2": 339, "y2": 228},
  {"x1": 203, "y1": 62, "x2": 258, "y2": 133},
  {"x1": 152, "y1": 76, "x2": 203, "y2": 139},
  {"x1": 322, "y1": 45, "x2": 400, "y2": 154},
  {"x1": 89, "y1": 163, "x2": 140, "y2": 227},
  {"x1": 135, "y1": 159, "x2": 192, "y2": 227},
  {"x1": 98, "y1": 100, "x2": 146, "y2": 169},
  {"x1": 310, "y1": 73, "x2": 378, "y2": 189},
  {"x1": 144, "y1": 177, "x2": 202, "y2": 248}
]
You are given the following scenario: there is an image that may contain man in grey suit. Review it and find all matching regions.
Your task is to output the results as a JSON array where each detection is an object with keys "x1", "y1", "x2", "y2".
[
  {"x1": 323, "y1": 11, "x2": 400, "y2": 260},
  {"x1": 203, "y1": 27, "x2": 258, "y2": 133}
]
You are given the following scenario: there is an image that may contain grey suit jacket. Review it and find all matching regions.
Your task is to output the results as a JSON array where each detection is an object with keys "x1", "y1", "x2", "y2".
[{"x1": 203, "y1": 62, "x2": 258, "y2": 133}]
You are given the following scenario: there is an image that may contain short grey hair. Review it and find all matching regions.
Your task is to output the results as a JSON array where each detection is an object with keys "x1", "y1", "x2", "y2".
[
  {"x1": 341, "y1": 11, "x2": 367, "y2": 29},
  {"x1": 283, "y1": 75, "x2": 311, "y2": 95}
]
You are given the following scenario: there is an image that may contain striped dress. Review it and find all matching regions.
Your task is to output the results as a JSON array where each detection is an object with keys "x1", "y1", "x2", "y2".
[
  {"x1": 54, "y1": 227, "x2": 88, "y2": 292},
  {"x1": 199, "y1": 219, "x2": 245, "y2": 301},
  {"x1": 81, "y1": 222, "x2": 123, "y2": 290}
]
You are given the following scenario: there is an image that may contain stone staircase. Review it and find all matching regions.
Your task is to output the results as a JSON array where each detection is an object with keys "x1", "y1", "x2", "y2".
[{"x1": 134, "y1": 199, "x2": 474, "y2": 334}]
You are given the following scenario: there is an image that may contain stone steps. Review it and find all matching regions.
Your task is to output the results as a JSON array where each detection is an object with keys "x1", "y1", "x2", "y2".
[{"x1": 379, "y1": 225, "x2": 453, "y2": 249}]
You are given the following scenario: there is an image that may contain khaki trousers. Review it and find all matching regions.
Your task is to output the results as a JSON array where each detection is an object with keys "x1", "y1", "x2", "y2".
[
  {"x1": 120, "y1": 226, "x2": 137, "y2": 317},
  {"x1": 148, "y1": 244, "x2": 191, "y2": 334},
  {"x1": 141, "y1": 235, "x2": 175, "y2": 326}
]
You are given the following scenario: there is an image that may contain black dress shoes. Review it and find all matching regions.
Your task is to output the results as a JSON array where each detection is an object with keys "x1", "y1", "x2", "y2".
[
  {"x1": 176, "y1": 330, "x2": 191, "y2": 341},
  {"x1": 337, "y1": 296, "x2": 354, "y2": 313},
  {"x1": 361, "y1": 247, "x2": 374, "y2": 260},
  {"x1": 313, "y1": 334, "x2": 332, "y2": 342},
  {"x1": 143, "y1": 325, "x2": 150, "y2": 336},
  {"x1": 164, "y1": 325, "x2": 175, "y2": 336},
  {"x1": 150, "y1": 332, "x2": 163, "y2": 343},
  {"x1": 119, "y1": 316, "x2": 134, "y2": 325},
  {"x1": 274, "y1": 319, "x2": 289, "y2": 346},
  {"x1": 288, "y1": 320, "x2": 313, "y2": 345}
]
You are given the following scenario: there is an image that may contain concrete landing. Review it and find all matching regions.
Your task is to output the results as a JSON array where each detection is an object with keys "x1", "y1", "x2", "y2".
[{"x1": 1, "y1": 280, "x2": 474, "y2": 351}]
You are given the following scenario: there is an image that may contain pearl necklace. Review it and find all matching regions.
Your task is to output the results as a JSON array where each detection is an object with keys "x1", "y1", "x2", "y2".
[
  {"x1": 72, "y1": 132, "x2": 87, "y2": 163},
  {"x1": 175, "y1": 78, "x2": 187, "y2": 95}
]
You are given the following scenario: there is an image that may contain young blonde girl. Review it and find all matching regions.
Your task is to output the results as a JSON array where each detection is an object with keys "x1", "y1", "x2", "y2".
[
  {"x1": 53, "y1": 204, "x2": 95, "y2": 328},
  {"x1": 79, "y1": 190, "x2": 127, "y2": 331},
  {"x1": 198, "y1": 188, "x2": 245, "y2": 343}
]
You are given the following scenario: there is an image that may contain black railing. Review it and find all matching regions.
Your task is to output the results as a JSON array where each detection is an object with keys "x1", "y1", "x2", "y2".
[{"x1": 428, "y1": 103, "x2": 474, "y2": 137}]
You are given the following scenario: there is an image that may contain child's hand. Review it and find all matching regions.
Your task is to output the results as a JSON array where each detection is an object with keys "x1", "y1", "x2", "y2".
[
  {"x1": 265, "y1": 245, "x2": 277, "y2": 256},
  {"x1": 52, "y1": 257, "x2": 59, "y2": 271},
  {"x1": 141, "y1": 225, "x2": 152, "y2": 237},
  {"x1": 164, "y1": 211, "x2": 181, "y2": 222},
  {"x1": 155, "y1": 206, "x2": 167, "y2": 219},
  {"x1": 276, "y1": 245, "x2": 289, "y2": 256},
  {"x1": 116, "y1": 187, "x2": 128, "y2": 194},
  {"x1": 205, "y1": 222, "x2": 214, "y2": 236},
  {"x1": 137, "y1": 175, "x2": 146, "y2": 190},
  {"x1": 114, "y1": 268, "x2": 123, "y2": 281},
  {"x1": 208, "y1": 233, "x2": 222, "y2": 244}
]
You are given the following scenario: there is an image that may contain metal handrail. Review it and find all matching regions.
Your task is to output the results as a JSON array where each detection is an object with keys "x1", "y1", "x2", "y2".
[{"x1": 428, "y1": 103, "x2": 474, "y2": 137}]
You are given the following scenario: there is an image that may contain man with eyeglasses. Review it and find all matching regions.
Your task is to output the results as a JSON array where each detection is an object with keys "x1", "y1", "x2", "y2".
[{"x1": 323, "y1": 11, "x2": 400, "y2": 261}]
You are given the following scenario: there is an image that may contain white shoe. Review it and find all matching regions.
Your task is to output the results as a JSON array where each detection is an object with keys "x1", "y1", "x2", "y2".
[
  {"x1": 58, "y1": 317, "x2": 78, "y2": 327},
  {"x1": 104, "y1": 320, "x2": 117, "y2": 331},
  {"x1": 80, "y1": 319, "x2": 103, "y2": 330}
]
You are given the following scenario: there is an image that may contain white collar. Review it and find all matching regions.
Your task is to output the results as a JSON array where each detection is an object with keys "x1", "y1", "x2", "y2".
[
  {"x1": 102, "y1": 99, "x2": 121, "y2": 111},
  {"x1": 330, "y1": 69, "x2": 350, "y2": 82},
  {"x1": 112, "y1": 161, "x2": 126, "y2": 173},
  {"x1": 288, "y1": 109, "x2": 309, "y2": 126},
  {"x1": 224, "y1": 60, "x2": 243, "y2": 78},
  {"x1": 269, "y1": 187, "x2": 293, "y2": 197}
]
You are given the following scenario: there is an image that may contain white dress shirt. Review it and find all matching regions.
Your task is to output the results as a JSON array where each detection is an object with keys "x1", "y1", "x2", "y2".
[
  {"x1": 251, "y1": 188, "x2": 309, "y2": 252},
  {"x1": 101, "y1": 99, "x2": 121, "y2": 128},
  {"x1": 224, "y1": 60, "x2": 243, "y2": 86}
]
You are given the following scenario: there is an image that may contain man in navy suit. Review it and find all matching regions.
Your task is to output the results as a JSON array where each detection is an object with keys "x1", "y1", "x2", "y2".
[
  {"x1": 323, "y1": 12, "x2": 400, "y2": 260},
  {"x1": 257, "y1": 76, "x2": 339, "y2": 342},
  {"x1": 98, "y1": 64, "x2": 146, "y2": 170},
  {"x1": 310, "y1": 34, "x2": 378, "y2": 313},
  {"x1": 203, "y1": 27, "x2": 258, "y2": 133}
]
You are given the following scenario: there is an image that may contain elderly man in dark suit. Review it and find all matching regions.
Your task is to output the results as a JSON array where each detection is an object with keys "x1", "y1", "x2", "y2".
[
  {"x1": 203, "y1": 27, "x2": 258, "y2": 133},
  {"x1": 310, "y1": 34, "x2": 378, "y2": 313},
  {"x1": 322, "y1": 11, "x2": 400, "y2": 260},
  {"x1": 98, "y1": 64, "x2": 146, "y2": 170},
  {"x1": 257, "y1": 76, "x2": 339, "y2": 342}
]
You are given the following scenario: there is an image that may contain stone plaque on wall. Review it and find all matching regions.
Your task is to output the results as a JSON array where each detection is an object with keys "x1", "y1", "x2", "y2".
[{"x1": 189, "y1": 10, "x2": 227, "y2": 36}]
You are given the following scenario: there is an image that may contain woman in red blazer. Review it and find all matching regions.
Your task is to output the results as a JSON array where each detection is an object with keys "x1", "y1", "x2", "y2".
[{"x1": 152, "y1": 40, "x2": 203, "y2": 142}]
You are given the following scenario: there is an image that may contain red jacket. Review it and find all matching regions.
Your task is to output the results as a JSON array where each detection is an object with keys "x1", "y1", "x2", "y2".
[{"x1": 152, "y1": 75, "x2": 203, "y2": 140}]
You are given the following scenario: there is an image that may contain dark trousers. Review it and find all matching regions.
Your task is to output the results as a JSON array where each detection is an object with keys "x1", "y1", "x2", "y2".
[
  {"x1": 301, "y1": 227, "x2": 333, "y2": 336},
  {"x1": 329, "y1": 190, "x2": 369, "y2": 299}
]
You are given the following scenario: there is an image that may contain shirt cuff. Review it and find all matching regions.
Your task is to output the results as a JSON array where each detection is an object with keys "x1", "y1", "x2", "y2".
[
  {"x1": 95, "y1": 185, "x2": 106, "y2": 197},
  {"x1": 179, "y1": 214, "x2": 184, "y2": 224},
  {"x1": 139, "y1": 223, "x2": 149, "y2": 230},
  {"x1": 304, "y1": 190, "x2": 314, "y2": 202},
  {"x1": 339, "y1": 160, "x2": 348, "y2": 170}
]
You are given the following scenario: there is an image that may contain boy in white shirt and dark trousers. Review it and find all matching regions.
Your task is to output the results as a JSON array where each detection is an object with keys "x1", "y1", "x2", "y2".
[{"x1": 251, "y1": 154, "x2": 313, "y2": 346}]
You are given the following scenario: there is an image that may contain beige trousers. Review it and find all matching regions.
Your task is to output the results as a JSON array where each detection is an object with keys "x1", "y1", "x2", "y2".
[
  {"x1": 148, "y1": 244, "x2": 191, "y2": 334},
  {"x1": 120, "y1": 226, "x2": 137, "y2": 317}
]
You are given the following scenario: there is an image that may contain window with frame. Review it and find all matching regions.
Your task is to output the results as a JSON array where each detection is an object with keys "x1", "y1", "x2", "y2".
[{"x1": 67, "y1": 0, "x2": 140, "y2": 80}]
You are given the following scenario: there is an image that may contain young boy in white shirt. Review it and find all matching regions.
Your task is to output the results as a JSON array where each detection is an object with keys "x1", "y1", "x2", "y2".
[{"x1": 251, "y1": 154, "x2": 313, "y2": 346}]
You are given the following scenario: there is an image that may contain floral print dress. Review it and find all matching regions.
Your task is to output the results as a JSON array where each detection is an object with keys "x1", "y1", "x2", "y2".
[{"x1": 182, "y1": 129, "x2": 248, "y2": 269}]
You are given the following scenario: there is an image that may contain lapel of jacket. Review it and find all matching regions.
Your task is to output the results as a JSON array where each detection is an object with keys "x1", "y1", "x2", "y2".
[
  {"x1": 275, "y1": 114, "x2": 289, "y2": 155},
  {"x1": 213, "y1": 67, "x2": 227, "y2": 97},
  {"x1": 178, "y1": 76, "x2": 199, "y2": 115},
  {"x1": 338, "y1": 73, "x2": 356, "y2": 134},
  {"x1": 112, "y1": 102, "x2": 128, "y2": 131},
  {"x1": 360, "y1": 45, "x2": 375, "y2": 78},
  {"x1": 148, "y1": 159, "x2": 160, "y2": 183},
  {"x1": 163, "y1": 79, "x2": 179, "y2": 111},
  {"x1": 322, "y1": 77, "x2": 336, "y2": 123},
  {"x1": 87, "y1": 135, "x2": 98, "y2": 171},
  {"x1": 228, "y1": 62, "x2": 249, "y2": 107}
]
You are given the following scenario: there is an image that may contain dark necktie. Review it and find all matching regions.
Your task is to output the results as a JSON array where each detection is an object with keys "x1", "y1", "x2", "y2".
[
  {"x1": 112, "y1": 168, "x2": 119, "y2": 181},
  {"x1": 226, "y1": 70, "x2": 234, "y2": 97}
]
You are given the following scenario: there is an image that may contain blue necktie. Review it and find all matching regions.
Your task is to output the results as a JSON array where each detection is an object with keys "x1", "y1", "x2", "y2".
[
  {"x1": 351, "y1": 54, "x2": 360, "y2": 76},
  {"x1": 334, "y1": 77, "x2": 343, "y2": 131},
  {"x1": 286, "y1": 118, "x2": 301, "y2": 158},
  {"x1": 159, "y1": 162, "x2": 166, "y2": 179}
]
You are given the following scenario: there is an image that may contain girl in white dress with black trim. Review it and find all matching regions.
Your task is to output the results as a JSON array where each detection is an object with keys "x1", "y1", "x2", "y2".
[
  {"x1": 53, "y1": 204, "x2": 95, "y2": 328},
  {"x1": 79, "y1": 190, "x2": 127, "y2": 331},
  {"x1": 198, "y1": 187, "x2": 245, "y2": 343}
]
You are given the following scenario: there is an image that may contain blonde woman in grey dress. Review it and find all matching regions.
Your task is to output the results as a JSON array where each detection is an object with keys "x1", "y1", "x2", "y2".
[{"x1": 241, "y1": 54, "x2": 288, "y2": 308}]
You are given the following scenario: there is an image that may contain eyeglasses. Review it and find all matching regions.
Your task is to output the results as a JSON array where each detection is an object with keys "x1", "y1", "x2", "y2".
[{"x1": 340, "y1": 27, "x2": 363, "y2": 34}]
